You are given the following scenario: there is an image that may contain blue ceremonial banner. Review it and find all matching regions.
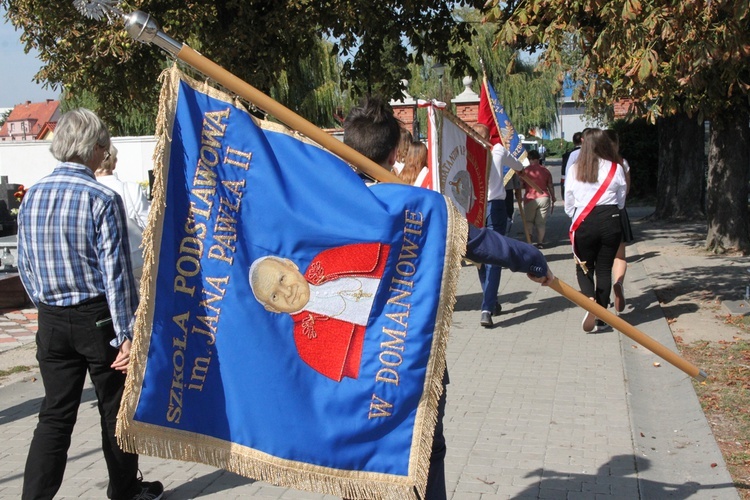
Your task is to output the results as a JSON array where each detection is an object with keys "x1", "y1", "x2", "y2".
[
  {"x1": 117, "y1": 67, "x2": 467, "y2": 499},
  {"x1": 478, "y1": 76, "x2": 528, "y2": 165}
]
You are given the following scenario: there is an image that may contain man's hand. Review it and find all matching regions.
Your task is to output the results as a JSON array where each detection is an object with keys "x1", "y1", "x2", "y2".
[
  {"x1": 528, "y1": 269, "x2": 555, "y2": 287},
  {"x1": 111, "y1": 339, "x2": 132, "y2": 374}
]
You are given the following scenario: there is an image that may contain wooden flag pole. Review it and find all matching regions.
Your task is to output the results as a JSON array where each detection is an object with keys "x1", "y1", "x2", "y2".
[
  {"x1": 83, "y1": 7, "x2": 708, "y2": 382},
  {"x1": 548, "y1": 277, "x2": 708, "y2": 381},
  {"x1": 117, "y1": 10, "x2": 404, "y2": 186}
]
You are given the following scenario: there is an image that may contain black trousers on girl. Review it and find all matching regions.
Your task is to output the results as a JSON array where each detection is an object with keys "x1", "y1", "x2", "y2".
[{"x1": 574, "y1": 205, "x2": 622, "y2": 309}]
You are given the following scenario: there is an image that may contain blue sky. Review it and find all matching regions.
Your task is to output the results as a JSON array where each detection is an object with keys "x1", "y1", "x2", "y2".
[{"x1": 0, "y1": 7, "x2": 60, "y2": 109}]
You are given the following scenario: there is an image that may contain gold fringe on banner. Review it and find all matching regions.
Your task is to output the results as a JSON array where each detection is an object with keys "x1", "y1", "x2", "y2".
[
  {"x1": 409, "y1": 200, "x2": 468, "y2": 500},
  {"x1": 117, "y1": 64, "x2": 179, "y2": 442},
  {"x1": 116, "y1": 64, "x2": 469, "y2": 500}
]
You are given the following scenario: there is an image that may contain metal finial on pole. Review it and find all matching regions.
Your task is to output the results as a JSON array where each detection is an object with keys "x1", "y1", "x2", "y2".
[{"x1": 122, "y1": 11, "x2": 182, "y2": 56}]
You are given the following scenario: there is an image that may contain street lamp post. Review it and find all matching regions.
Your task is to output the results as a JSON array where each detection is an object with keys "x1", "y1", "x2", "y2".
[
  {"x1": 557, "y1": 94, "x2": 565, "y2": 141},
  {"x1": 432, "y1": 62, "x2": 446, "y2": 101}
]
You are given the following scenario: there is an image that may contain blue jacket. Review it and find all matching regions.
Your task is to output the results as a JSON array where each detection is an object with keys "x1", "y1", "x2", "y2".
[{"x1": 465, "y1": 225, "x2": 548, "y2": 278}]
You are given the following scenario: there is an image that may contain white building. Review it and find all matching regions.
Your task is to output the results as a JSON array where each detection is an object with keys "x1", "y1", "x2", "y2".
[
  {"x1": 0, "y1": 135, "x2": 156, "y2": 187},
  {"x1": 549, "y1": 97, "x2": 605, "y2": 141}
]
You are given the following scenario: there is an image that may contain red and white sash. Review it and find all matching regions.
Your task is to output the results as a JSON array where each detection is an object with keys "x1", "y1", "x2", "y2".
[{"x1": 569, "y1": 162, "x2": 618, "y2": 270}]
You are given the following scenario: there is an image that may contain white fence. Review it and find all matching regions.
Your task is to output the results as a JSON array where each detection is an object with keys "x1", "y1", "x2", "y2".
[{"x1": 0, "y1": 135, "x2": 157, "y2": 187}]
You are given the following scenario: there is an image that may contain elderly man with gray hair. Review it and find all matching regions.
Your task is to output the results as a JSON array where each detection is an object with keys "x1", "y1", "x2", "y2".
[{"x1": 16, "y1": 108, "x2": 163, "y2": 500}]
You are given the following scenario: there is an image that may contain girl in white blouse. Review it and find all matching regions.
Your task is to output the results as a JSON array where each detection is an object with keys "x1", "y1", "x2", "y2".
[{"x1": 564, "y1": 128, "x2": 627, "y2": 332}]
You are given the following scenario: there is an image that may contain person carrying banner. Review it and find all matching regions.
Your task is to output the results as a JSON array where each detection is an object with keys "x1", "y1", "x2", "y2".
[
  {"x1": 16, "y1": 108, "x2": 163, "y2": 500},
  {"x1": 564, "y1": 128, "x2": 627, "y2": 333},
  {"x1": 344, "y1": 97, "x2": 553, "y2": 499},
  {"x1": 471, "y1": 122, "x2": 526, "y2": 328}
]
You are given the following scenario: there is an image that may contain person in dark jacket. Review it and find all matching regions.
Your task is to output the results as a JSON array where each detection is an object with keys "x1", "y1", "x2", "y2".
[{"x1": 343, "y1": 96, "x2": 553, "y2": 500}]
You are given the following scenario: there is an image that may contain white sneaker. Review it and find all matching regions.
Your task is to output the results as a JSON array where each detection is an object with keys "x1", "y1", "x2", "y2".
[{"x1": 582, "y1": 311, "x2": 597, "y2": 333}]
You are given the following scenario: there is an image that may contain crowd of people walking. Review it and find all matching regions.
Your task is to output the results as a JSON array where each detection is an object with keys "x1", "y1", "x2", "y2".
[{"x1": 377, "y1": 123, "x2": 633, "y2": 334}]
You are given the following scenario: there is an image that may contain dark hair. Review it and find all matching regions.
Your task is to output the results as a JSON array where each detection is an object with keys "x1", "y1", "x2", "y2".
[
  {"x1": 344, "y1": 96, "x2": 402, "y2": 167},
  {"x1": 527, "y1": 150, "x2": 541, "y2": 161},
  {"x1": 605, "y1": 129, "x2": 618, "y2": 146},
  {"x1": 576, "y1": 128, "x2": 620, "y2": 183},
  {"x1": 604, "y1": 129, "x2": 624, "y2": 163},
  {"x1": 398, "y1": 141, "x2": 428, "y2": 185},
  {"x1": 396, "y1": 128, "x2": 413, "y2": 163},
  {"x1": 572, "y1": 131, "x2": 583, "y2": 146}
]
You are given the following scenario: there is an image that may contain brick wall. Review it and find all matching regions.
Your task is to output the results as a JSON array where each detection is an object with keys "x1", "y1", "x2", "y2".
[{"x1": 455, "y1": 103, "x2": 479, "y2": 127}]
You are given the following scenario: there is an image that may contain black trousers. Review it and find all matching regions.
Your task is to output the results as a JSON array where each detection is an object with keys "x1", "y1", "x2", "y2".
[
  {"x1": 421, "y1": 374, "x2": 448, "y2": 499},
  {"x1": 574, "y1": 205, "x2": 622, "y2": 309},
  {"x1": 23, "y1": 297, "x2": 139, "y2": 500}
]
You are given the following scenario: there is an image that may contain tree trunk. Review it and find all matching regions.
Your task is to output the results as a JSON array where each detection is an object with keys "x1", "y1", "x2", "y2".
[
  {"x1": 705, "y1": 104, "x2": 750, "y2": 254},
  {"x1": 655, "y1": 113, "x2": 705, "y2": 219}
]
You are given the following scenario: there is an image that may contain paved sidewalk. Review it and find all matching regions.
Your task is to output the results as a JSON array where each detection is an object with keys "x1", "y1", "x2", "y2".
[
  {"x1": 0, "y1": 203, "x2": 740, "y2": 499},
  {"x1": 0, "y1": 307, "x2": 36, "y2": 352}
]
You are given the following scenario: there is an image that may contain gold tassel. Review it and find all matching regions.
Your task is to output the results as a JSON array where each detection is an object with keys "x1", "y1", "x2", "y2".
[
  {"x1": 409, "y1": 198, "x2": 467, "y2": 500},
  {"x1": 117, "y1": 64, "x2": 180, "y2": 447}
]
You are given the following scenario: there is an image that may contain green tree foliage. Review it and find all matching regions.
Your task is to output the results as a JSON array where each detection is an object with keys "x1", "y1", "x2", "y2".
[
  {"x1": 458, "y1": 8, "x2": 558, "y2": 135},
  {"x1": 0, "y1": 108, "x2": 11, "y2": 127},
  {"x1": 2, "y1": 0, "x2": 483, "y2": 132},
  {"x1": 484, "y1": 0, "x2": 750, "y2": 253},
  {"x1": 405, "y1": 8, "x2": 559, "y2": 140},
  {"x1": 324, "y1": 0, "x2": 482, "y2": 96},
  {"x1": 488, "y1": 0, "x2": 750, "y2": 123},
  {"x1": 269, "y1": 38, "x2": 351, "y2": 129},
  {"x1": 59, "y1": 87, "x2": 157, "y2": 136}
]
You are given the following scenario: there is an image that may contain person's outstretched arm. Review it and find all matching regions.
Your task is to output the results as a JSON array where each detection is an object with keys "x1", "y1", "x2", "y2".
[{"x1": 465, "y1": 224, "x2": 549, "y2": 280}]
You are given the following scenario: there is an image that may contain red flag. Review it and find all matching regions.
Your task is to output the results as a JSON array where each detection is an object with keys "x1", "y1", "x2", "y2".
[{"x1": 477, "y1": 79, "x2": 502, "y2": 146}]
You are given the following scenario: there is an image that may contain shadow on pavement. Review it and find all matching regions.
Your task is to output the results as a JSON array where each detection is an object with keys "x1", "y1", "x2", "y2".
[
  {"x1": 0, "y1": 386, "x2": 96, "y2": 425},
  {"x1": 166, "y1": 469, "x2": 255, "y2": 498},
  {"x1": 514, "y1": 455, "x2": 737, "y2": 499},
  {"x1": 453, "y1": 290, "x2": 533, "y2": 313}
]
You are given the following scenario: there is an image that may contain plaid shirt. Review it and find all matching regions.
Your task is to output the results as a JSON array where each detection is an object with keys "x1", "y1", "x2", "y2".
[{"x1": 17, "y1": 162, "x2": 139, "y2": 347}]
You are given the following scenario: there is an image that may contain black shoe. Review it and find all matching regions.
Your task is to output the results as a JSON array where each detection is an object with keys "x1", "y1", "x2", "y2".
[
  {"x1": 480, "y1": 311, "x2": 493, "y2": 327},
  {"x1": 494, "y1": 303, "x2": 502, "y2": 316},
  {"x1": 130, "y1": 481, "x2": 164, "y2": 500}
]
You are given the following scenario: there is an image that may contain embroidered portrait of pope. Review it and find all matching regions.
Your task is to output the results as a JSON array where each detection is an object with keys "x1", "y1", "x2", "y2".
[{"x1": 249, "y1": 243, "x2": 391, "y2": 382}]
